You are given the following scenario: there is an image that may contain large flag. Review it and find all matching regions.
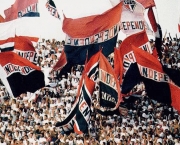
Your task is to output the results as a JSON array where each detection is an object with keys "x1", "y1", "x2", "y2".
[
  {"x1": 85, "y1": 50, "x2": 122, "y2": 111},
  {"x1": 136, "y1": 0, "x2": 155, "y2": 9},
  {"x1": 0, "y1": 52, "x2": 45, "y2": 97},
  {"x1": 120, "y1": 0, "x2": 153, "y2": 36},
  {"x1": 62, "y1": 2, "x2": 123, "y2": 66},
  {"x1": 45, "y1": 0, "x2": 60, "y2": 20},
  {"x1": 132, "y1": 45, "x2": 180, "y2": 112},
  {"x1": 52, "y1": 50, "x2": 67, "y2": 71},
  {"x1": 4, "y1": 0, "x2": 40, "y2": 22},
  {"x1": 119, "y1": 30, "x2": 151, "y2": 94},
  {"x1": 14, "y1": 35, "x2": 38, "y2": 64},
  {"x1": 74, "y1": 75, "x2": 95, "y2": 134}
]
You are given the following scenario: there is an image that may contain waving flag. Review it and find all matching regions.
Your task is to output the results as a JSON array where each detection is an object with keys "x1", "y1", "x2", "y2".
[
  {"x1": 45, "y1": 0, "x2": 60, "y2": 20},
  {"x1": 85, "y1": 51, "x2": 122, "y2": 111},
  {"x1": 14, "y1": 36, "x2": 38, "y2": 64},
  {"x1": 132, "y1": 45, "x2": 180, "y2": 112},
  {"x1": 74, "y1": 75, "x2": 95, "y2": 134},
  {"x1": 118, "y1": 30, "x2": 151, "y2": 94},
  {"x1": 120, "y1": 0, "x2": 153, "y2": 36},
  {"x1": 0, "y1": 52, "x2": 45, "y2": 97},
  {"x1": 4, "y1": 0, "x2": 40, "y2": 22},
  {"x1": 62, "y1": 2, "x2": 123, "y2": 66}
]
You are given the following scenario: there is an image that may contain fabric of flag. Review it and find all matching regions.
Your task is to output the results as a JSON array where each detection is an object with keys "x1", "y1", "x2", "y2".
[
  {"x1": 114, "y1": 47, "x2": 122, "y2": 82},
  {"x1": 0, "y1": 15, "x2": 5, "y2": 23},
  {"x1": 45, "y1": 0, "x2": 60, "y2": 19},
  {"x1": 85, "y1": 50, "x2": 122, "y2": 111},
  {"x1": 4, "y1": 0, "x2": 40, "y2": 22},
  {"x1": 132, "y1": 45, "x2": 180, "y2": 112},
  {"x1": 120, "y1": 0, "x2": 153, "y2": 36},
  {"x1": 119, "y1": 30, "x2": 151, "y2": 94},
  {"x1": 14, "y1": 35, "x2": 38, "y2": 64},
  {"x1": 136, "y1": 0, "x2": 155, "y2": 9},
  {"x1": 0, "y1": 51, "x2": 45, "y2": 97},
  {"x1": 52, "y1": 50, "x2": 67, "y2": 71},
  {"x1": 62, "y1": 2, "x2": 123, "y2": 66},
  {"x1": 147, "y1": 7, "x2": 157, "y2": 33},
  {"x1": 74, "y1": 75, "x2": 95, "y2": 134},
  {"x1": 55, "y1": 69, "x2": 85, "y2": 133}
]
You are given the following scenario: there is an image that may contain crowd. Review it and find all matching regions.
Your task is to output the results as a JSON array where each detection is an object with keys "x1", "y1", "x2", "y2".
[{"x1": 0, "y1": 35, "x2": 180, "y2": 145}]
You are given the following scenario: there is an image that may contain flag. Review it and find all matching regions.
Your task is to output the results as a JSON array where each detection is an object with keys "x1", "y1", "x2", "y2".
[
  {"x1": 119, "y1": 30, "x2": 151, "y2": 94},
  {"x1": 52, "y1": 50, "x2": 67, "y2": 71},
  {"x1": 136, "y1": 0, "x2": 155, "y2": 9},
  {"x1": 85, "y1": 50, "x2": 122, "y2": 111},
  {"x1": 55, "y1": 67, "x2": 86, "y2": 133},
  {"x1": 0, "y1": 51, "x2": 45, "y2": 97},
  {"x1": 0, "y1": 37, "x2": 14, "y2": 52},
  {"x1": 74, "y1": 75, "x2": 95, "y2": 134},
  {"x1": 45, "y1": 0, "x2": 60, "y2": 19},
  {"x1": 62, "y1": 2, "x2": 123, "y2": 66},
  {"x1": 132, "y1": 45, "x2": 180, "y2": 112},
  {"x1": 14, "y1": 35, "x2": 38, "y2": 64},
  {"x1": 120, "y1": 0, "x2": 153, "y2": 36},
  {"x1": 4, "y1": 0, "x2": 40, "y2": 22}
]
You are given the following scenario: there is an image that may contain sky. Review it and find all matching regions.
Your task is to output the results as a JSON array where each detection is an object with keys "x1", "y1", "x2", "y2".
[{"x1": 0, "y1": 0, "x2": 179, "y2": 41}]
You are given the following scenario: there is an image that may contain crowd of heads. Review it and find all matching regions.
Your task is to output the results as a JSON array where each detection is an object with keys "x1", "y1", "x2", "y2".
[{"x1": 0, "y1": 35, "x2": 180, "y2": 145}]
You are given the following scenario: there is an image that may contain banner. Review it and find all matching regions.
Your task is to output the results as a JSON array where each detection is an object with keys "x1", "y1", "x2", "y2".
[{"x1": 62, "y1": 2, "x2": 123, "y2": 66}]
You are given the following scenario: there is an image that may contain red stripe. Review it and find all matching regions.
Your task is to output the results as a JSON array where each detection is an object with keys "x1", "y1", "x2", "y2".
[
  {"x1": 63, "y1": 2, "x2": 123, "y2": 38},
  {"x1": 53, "y1": 50, "x2": 67, "y2": 71},
  {"x1": 147, "y1": 7, "x2": 157, "y2": 32},
  {"x1": 0, "y1": 37, "x2": 15, "y2": 45}
]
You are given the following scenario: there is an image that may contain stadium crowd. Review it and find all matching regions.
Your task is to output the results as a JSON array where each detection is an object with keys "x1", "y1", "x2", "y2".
[{"x1": 0, "y1": 35, "x2": 180, "y2": 145}]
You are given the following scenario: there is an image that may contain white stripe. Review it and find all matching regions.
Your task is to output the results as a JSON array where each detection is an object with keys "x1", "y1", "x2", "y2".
[{"x1": 0, "y1": 42, "x2": 14, "y2": 49}]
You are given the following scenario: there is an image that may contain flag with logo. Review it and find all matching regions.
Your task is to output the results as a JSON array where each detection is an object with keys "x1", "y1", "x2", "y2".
[
  {"x1": 45, "y1": 0, "x2": 60, "y2": 20},
  {"x1": 0, "y1": 51, "x2": 45, "y2": 97},
  {"x1": 62, "y1": 2, "x2": 123, "y2": 66},
  {"x1": 120, "y1": 0, "x2": 153, "y2": 36},
  {"x1": 4, "y1": 0, "x2": 40, "y2": 22}
]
